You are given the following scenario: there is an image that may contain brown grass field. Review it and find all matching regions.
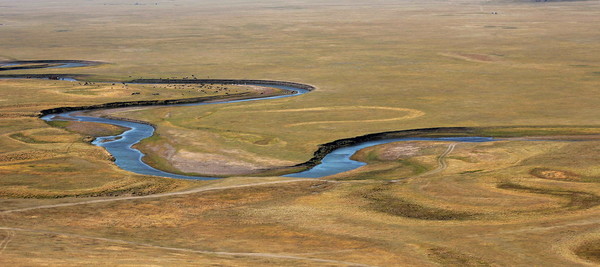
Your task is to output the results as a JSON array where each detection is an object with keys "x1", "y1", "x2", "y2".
[{"x1": 1, "y1": 0, "x2": 600, "y2": 266}]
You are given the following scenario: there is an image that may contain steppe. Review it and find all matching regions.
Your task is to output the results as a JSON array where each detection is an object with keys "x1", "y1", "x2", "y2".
[{"x1": 0, "y1": 0, "x2": 599, "y2": 266}]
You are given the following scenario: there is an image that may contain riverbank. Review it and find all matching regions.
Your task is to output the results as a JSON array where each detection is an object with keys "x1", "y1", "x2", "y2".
[
  {"x1": 0, "y1": 60, "x2": 104, "y2": 71},
  {"x1": 38, "y1": 79, "x2": 315, "y2": 117},
  {"x1": 21, "y1": 74, "x2": 600, "y2": 179},
  {"x1": 41, "y1": 81, "x2": 312, "y2": 180}
]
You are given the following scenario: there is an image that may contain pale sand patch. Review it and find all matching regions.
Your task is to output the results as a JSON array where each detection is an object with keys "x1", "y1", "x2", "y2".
[
  {"x1": 144, "y1": 142, "x2": 177, "y2": 162},
  {"x1": 440, "y1": 52, "x2": 501, "y2": 63},
  {"x1": 439, "y1": 52, "x2": 564, "y2": 70},
  {"x1": 532, "y1": 169, "x2": 581, "y2": 181},
  {"x1": 379, "y1": 143, "x2": 423, "y2": 161},
  {"x1": 171, "y1": 149, "x2": 294, "y2": 176},
  {"x1": 219, "y1": 148, "x2": 294, "y2": 166}
]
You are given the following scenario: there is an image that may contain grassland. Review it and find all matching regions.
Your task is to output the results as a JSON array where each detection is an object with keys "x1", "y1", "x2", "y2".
[
  {"x1": 1, "y1": 0, "x2": 600, "y2": 266},
  {"x1": 0, "y1": 78, "x2": 279, "y2": 199}
]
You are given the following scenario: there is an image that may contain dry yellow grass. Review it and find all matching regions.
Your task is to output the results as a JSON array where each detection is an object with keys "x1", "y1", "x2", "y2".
[
  {"x1": 0, "y1": 0, "x2": 599, "y2": 266},
  {"x1": 0, "y1": 138, "x2": 598, "y2": 265}
]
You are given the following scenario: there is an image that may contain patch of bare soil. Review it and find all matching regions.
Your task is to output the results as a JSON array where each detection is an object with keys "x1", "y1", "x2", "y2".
[
  {"x1": 530, "y1": 168, "x2": 581, "y2": 181},
  {"x1": 440, "y1": 52, "x2": 500, "y2": 63},
  {"x1": 171, "y1": 149, "x2": 292, "y2": 176},
  {"x1": 172, "y1": 150, "x2": 261, "y2": 175},
  {"x1": 378, "y1": 143, "x2": 428, "y2": 161},
  {"x1": 457, "y1": 53, "x2": 496, "y2": 62},
  {"x1": 65, "y1": 121, "x2": 129, "y2": 137}
]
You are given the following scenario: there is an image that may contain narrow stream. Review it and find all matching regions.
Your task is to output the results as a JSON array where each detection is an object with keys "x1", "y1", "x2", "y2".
[
  {"x1": 284, "y1": 137, "x2": 496, "y2": 178},
  {"x1": 5, "y1": 70, "x2": 500, "y2": 180},
  {"x1": 41, "y1": 81, "x2": 499, "y2": 180},
  {"x1": 4, "y1": 62, "x2": 582, "y2": 180},
  {"x1": 42, "y1": 84, "x2": 312, "y2": 180}
]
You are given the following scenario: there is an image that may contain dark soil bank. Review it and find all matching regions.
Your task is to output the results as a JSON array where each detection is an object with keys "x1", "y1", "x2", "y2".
[
  {"x1": 294, "y1": 127, "x2": 477, "y2": 168},
  {"x1": 38, "y1": 79, "x2": 316, "y2": 116},
  {"x1": 0, "y1": 60, "x2": 103, "y2": 71}
]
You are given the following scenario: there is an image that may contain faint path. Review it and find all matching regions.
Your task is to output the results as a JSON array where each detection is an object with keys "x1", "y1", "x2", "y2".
[
  {"x1": 0, "y1": 177, "x2": 372, "y2": 265},
  {"x1": 391, "y1": 143, "x2": 457, "y2": 183},
  {"x1": 0, "y1": 143, "x2": 459, "y2": 214},
  {"x1": 0, "y1": 226, "x2": 375, "y2": 267},
  {"x1": 0, "y1": 179, "x2": 328, "y2": 214},
  {"x1": 0, "y1": 229, "x2": 14, "y2": 254},
  {"x1": 415, "y1": 143, "x2": 457, "y2": 190},
  {"x1": 420, "y1": 143, "x2": 457, "y2": 177},
  {"x1": 0, "y1": 215, "x2": 14, "y2": 254}
]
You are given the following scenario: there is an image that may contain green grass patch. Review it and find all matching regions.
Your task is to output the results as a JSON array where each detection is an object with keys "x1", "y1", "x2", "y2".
[
  {"x1": 9, "y1": 133, "x2": 52, "y2": 144},
  {"x1": 359, "y1": 185, "x2": 475, "y2": 220},
  {"x1": 45, "y1": 120, "x2": 69, "y2": 128}
]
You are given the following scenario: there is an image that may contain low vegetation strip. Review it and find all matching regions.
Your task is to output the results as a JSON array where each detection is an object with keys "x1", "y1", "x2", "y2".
[
  {"x1": 358, "y1": 184, "x2": 475, "y2": 220},
  {"x1": 39, "y1": 92, "x2": 254, "y2": 117},
  {"x1": 0, "y1": 226, "x2": 375, "y2": 266},
  {"x1": 130, "y1": 78, "x2": 316, "y2": 90},
  {"x1": 497, "y1": 182, "x2": 600, "y2": 211},
  {"x1": 0, "y1": 179, "x2": 323, "y2": 213},
  {"x1": 427, "y1": 245, "x2": 491, "y2": 266},
  {"x1": 574, "y1": 239, "x2": 600, "y2": 264},
  {"x1": 37, "y1": 79, "x2": 315, "y2": 116},
  {"x1": 0, "y1": 60, "x2": 103, "y2": 71}
]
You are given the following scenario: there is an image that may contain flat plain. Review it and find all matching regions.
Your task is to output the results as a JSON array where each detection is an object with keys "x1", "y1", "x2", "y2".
[{"x1": 0, "y1": 0, "x2": 600, "y2": 266}]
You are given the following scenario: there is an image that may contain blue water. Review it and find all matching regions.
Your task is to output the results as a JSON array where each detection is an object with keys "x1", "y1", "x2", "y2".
[
  {"x1": 50, "y1": 62, "x2": 89, "y2": 69},
  {"x1": 0, "y1": 77, "x2": 78, "y2": 81},
  {"x1": 1, "y1": 62, "x2": 88, "y2": 69},
  {"x1": 43, "y1": 84, "x2": 310, "y2": 180},
  {"x1": 41, "y1": 81, "x2": 500, "y2": 180},
  {"x1": 284, "y1": 137, "x2": 496, "y2": 178}
]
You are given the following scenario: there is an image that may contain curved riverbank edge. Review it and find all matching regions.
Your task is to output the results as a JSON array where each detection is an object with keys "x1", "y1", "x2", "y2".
[
  {"x1": 281, "y1": 126, "x2": 600, "y2": 173},
  {"x1": 37, "y1": 79, "x2": 316, "y2": 117},
  {"x1": 0, "y1": 73, "x2": 89, "y2": 80},
  {"x1": 16, "y1": 73, "x2": 599, "y2": 178},
  {"x1": 130, "y1": 79, "x2": 316, "y2": 91},
  {"x1": 0, "y1": 60, "x2": 104, "y2": 71},
  {"x1": 293, "y1": 127, "x2": 474, "y2": 167},
  {"x1": 34, "y1": 78, "x2": 317, "y2": 179}
]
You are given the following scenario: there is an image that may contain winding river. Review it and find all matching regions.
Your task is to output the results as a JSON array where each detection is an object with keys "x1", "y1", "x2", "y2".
[
  {"x1": 40, "y1": 81, "x2": 497, "y2": 180},
  {"x1": 5, "y1": 60, "x2": 501, "y2": 180},
  {"x1": 283, "y1": 137, "x2": 495, "y2": 178},
  {"x1": 41, "y1": 84, "x2": 312, "y2": 180},
  {"x1": 0, "y1": 60, "x2": 100, "y2": 71}
]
